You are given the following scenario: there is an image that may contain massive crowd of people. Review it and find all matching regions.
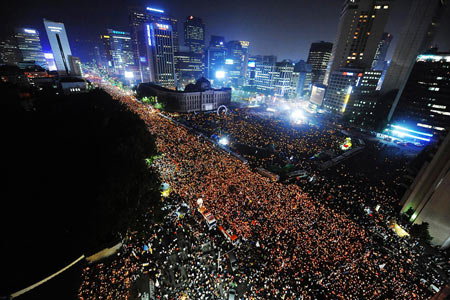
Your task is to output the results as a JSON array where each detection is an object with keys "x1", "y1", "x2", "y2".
[{"x1": 78, "y1": 82, "x2": 445, "y2": 299}]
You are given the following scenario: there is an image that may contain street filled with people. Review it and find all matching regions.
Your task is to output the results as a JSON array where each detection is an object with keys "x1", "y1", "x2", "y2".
[{"x1": 78, "y1": 82, "x2": 447, "y2": 299}]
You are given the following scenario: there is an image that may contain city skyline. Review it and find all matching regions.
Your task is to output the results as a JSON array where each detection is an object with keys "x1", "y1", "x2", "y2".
[{"x1": 3, "y1": 0, "x2": 450, "y2": 62}]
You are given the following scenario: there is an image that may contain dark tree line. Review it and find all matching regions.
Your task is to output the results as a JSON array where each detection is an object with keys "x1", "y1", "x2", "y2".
[{"x1": 1, "y1": 83, "x2": 161, "y2": 297}]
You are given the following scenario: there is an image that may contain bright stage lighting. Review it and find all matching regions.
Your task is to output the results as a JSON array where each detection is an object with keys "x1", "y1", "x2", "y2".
[
  {"x1": 215, "y1": 70, "x2": 226, "y2": 79},
  {"x1": 219, "y1": 137, "x2": 229, "y2": 146},
  {"x1": 290, "y1": 110, "x2": 304, "y2": 120}
]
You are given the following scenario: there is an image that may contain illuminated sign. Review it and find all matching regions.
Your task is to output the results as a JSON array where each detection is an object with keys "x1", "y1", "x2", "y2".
[
  {"x1": 24, "y1": 29, "x2": 36, "y2": 34},
  {"x1": 155, "y1": 23, "x2": 169, "y2": 30},
  {"x1": 44, "y1": 53, "x2": 54, "y2": 59},
  {"x1": 146, "y1": 24, "x2": 152, "y2": 46},
  {"x1": 140, "y1": 56, "x2": 147, "y2": 63},
  {"x1": 248, "y1": 61, "x2": 256, "y2": 68},
  {"x1": 342, "y1": 72, "x2": 354, "y2": 76},
  {"x1": 341, "y1": 86, "x2": 353, "y2": 113},
  {"x1": 112, "y1": 30, "x2": 126, "y2": 35},
  {"x1": 147, "y1": 7, "x2": 164, "y2": 13},
  {"x1": 225, "y1": 59, "x2": 234, "y2": 65}
]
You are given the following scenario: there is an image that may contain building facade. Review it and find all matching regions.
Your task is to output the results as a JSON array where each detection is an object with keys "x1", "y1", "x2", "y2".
[
  {"x1": 129, "y1": 6, "x2": 178, "y2": 82},
  {"x1": 344, "y1": 70, "x2": 382, "y2": 127},
  {"x1": 206, "y1": 36, "x2": 226, "y2": 81},
  {"x1": 324, "y1": 68, "x2": 364, "y2": 113},
  {"x1": 174, "y1": 51, "x2": 204, "y2": 89},
  {"x1": 294, "y1": 60, "x2": 313, "y2": 99},
  {"x1": 381, "y1": 0, "x2": 447, "y2": 121},
  {"x1": 14, "y1": 28, "x2": 47, "y2": 68},
  {"x1": 43, "y1": 19, "x2": 73, "y2": 76},
  {"x1": 324, "y1": 0, "x2": 392, "y2": 84},
  {"x1": 306, "y1": 41, "x2": 332, "y2": 86},
  {"x1": 184, "y1": 16, "x2": 205, "y2": 54},
  {"x1": 101, "y1": 29, "x2": 135, "y2": 76},
  {"x1": 371, "y1": 32, "x2": 392, "y2": 71},
  {"x1": 138, "y1": 78, "x2": 231, "y2": 112},
  {"x1": 401, "y1": 132, "x2": 450, "y2": 249},
  {"x1": 253, "y1": 55, "x2": 277, "y2": 95},
  {"x1": 0, "y1": 38, "x2": 22, "y2": 65},
  {"x1": 390, "y1": 53, "x2": 450, "y2": 138}
]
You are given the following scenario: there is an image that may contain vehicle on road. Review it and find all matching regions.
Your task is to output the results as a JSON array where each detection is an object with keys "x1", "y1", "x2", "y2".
[{"x1": 228, "y1": 288, "x2": 236, "y2": 300}]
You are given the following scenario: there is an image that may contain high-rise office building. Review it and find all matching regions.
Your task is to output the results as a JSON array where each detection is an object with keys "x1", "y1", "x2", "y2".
[
  {"x1": 324, "y1": 68, "x2": 381, "y2": 115},
  {"x1": 101, "y1": 29, "x2": 135, "y2": 76},
  {"x1": 306, "y1": 41, "x2": 332, "y2": 86},
  {"x1": 254, "y1": 55, "x2": 277, "y2": 94},
  {"x1": 400, "y1": 131, "x2": 450, "y2": 249},
  {"x1": 174, "y1": 51, "x2": 204, "y2": 89},
  {"x1": 294, "y1": 60, "x2": 313, "y2": 98},
  {"x1": 206, "y1": 36, "x2": 226, "y2": 81},
  {"x1": 184, "y1": 16, "x2": 205, "y2": 54},
  {"x1": 344, "y1": 70, "x2": 382, "y2": 127},
  {"x1": 226, "y1": 40, "x2": 247, "y2": 87},
  {"x1": 139, "y1": 22, "x2": 176, "y2": 88},
  {"x1": 245, "y1": 55, "x2": 258, "y2": 87},
  {"x1": 129, "y1": 6, "x2": 179, "y2": 82},
  {"x1": 273, "y1": 60, "x2": 295, "y2": 98},
  {"x1": 380, "y1": 0, "x2": 447, "y2": 122},
  {"x1": 324, "y1": 0, "x2": 392, "y2": 84},
  {"x1": 389, "y1": 53, "x2": 450, "y2": 137},
  {"x1": 14, "y1": 28, "x2": 47, "y2": 68},
  {"x1": 43, "y1": 19, "x2": 73, "y2": 75},
  {"x1": 0, "y1": 38, "x2": 22, "y2": 65},
  {"x1": 371, "y1": 32, "x2": 392, "y2": 71}
]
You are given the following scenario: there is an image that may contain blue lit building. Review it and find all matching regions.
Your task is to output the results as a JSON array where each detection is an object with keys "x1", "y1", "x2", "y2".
[
  {"x1": 388, "y1": 53, "x2": 450, "y2": 140},
  {"x1": 294, "y1": 60, "x2": 313, "y2": 98},
  {"x1": 129, "y1": 6, "x2": 179, "y2": 81},
  {"x1": 206, "y1": 36, "x2": 226, "y2": 82},
  {"x1": 138, "y1": 22, "x2": 176, "y2": 88},
  {"x1": 101, "y1": 29, "x2": 135, "y2": 76},
  {"x1": 184, "y1": 16, "x2": 205, "y2": 54},
  {"x1": 14, "y1": 28, "x2": 47, "y2": 68},
  {"x1": 43, "y1": 19, "x2": 73, "y2": 75}
]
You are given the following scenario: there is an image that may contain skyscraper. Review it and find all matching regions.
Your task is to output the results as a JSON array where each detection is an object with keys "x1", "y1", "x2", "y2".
[
  {"x1": 101, "y1": 29, "x2": 135, "y2": 76},
  {"x1": 184, "y1": 16, "x2": 205, "y2": 54},
  {"x1": 294, "y1": 60, "x2": 313, "y2": 99},
  {"x1": 14, "y1": 28, "x2": 47, "y2": 68},
  {"x1": 324, "y1": 0, "x2": 392, "y2": 84},
  {"x1": 344, "y1": 70, "x2": 382, "y2": 127},
  {"x1": 400, "y1": 131, "x2": 450, "y2": 249},
  {"x1": 380, "y1": 0, "x2": 447, "y2": 121},
  {"x1": 140, "y1": 22, "x2": 176, "y2": 88},
  {"x1": 306, "y1": 41, "x2": 332, "y2": 86},
  {"x1": 0, "y1": 38, "x2": 22, "y2": 65},
  {"x1": 273, "y1": 60, "x2": 295, "y2": 98},
  {"x1": 43, "y1": 19, "x2": 73, "y2": 75},
  {"x1": 371, "y1": 32, "x2": 392, "y2": 71},
  {"x1": 390, "y1": 53, "x2": 450, "y2": 137},
  {"x1": 206, "y1": 36, "x2": 226, "y2": 81},
  {"x1": 254, "y1": 55, "x2": 277, "y2": 94},
  {"x1": 129, "y1": 6, "x2": 179, "y2": 81},
  {"x1": 226, "y1": 40, "x2": 247, "y2": 87},
  {"x1": 323, "y1": 68, "x2": 364, "y2": 113},
  {"x1": 174, "y1": 50, "x2": 204, "y2": 89}
]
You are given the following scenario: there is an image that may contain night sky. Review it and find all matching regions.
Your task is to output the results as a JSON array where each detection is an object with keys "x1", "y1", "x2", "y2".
[{"x1": 2, "y1": 0, "x2": 450, "y2": 62}]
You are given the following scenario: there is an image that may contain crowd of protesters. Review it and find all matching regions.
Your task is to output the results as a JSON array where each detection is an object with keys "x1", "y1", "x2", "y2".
[{"x1": 78, "y1": 83, "x2": 445, "y2": 299}]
